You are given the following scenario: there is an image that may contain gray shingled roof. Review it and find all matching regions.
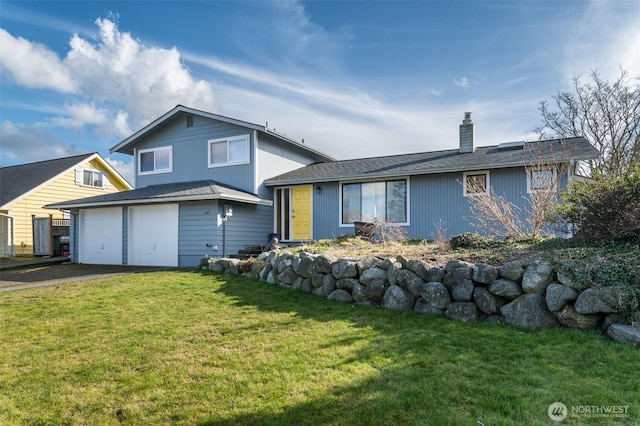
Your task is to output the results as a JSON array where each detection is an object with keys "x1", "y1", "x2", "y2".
[
  {"x1": 264, "y1": 137, "x2": 599, "y2": 186},
  {"x1": 1, "y1": 153, "x2": 95, "y2": 208},
  {"x1": 46, "y1": 180, "x2": 271, "y2": 209}
]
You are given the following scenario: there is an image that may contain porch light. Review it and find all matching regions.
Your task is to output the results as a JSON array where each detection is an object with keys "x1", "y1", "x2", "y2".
[{"x1": 315, "y1": 185, "x2": 322, "y2": 194}]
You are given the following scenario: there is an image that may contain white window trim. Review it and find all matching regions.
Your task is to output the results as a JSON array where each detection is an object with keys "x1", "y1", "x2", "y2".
[
  {"x1": 527, "y1": 167, "x2": 558, "y2": 194},
  {"x1": 75, "y1": 168, "x2": 108, "y2": 189},
  {"x1": 463, "y1": 170, "x2": 490, "y2": 197},
  {"x1": 138, "y1": 146, "x2": 173, "y2": 175},
  {"x1": 208, "y1": 134, "x2": 250, "y2": 168},
  {"x1": 338, "y1": 177, "x2": 410, "y2": 227}
]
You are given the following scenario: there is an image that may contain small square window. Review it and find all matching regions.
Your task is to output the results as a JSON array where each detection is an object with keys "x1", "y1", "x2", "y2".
[
  {"x1": 528, "y1": 168, "x2": 557, "y2": 193},
  {"x1": 463, "y1": 171, "x2": 490, "y2": 196},
  {"x1": 138, "y1": 146, "x2": 173, "y2": 175}
]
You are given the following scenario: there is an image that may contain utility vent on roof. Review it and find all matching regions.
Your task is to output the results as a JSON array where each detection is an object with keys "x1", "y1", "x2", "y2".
[{"x1": 497, "y1": 141, "x2": 525, "y2": 151}]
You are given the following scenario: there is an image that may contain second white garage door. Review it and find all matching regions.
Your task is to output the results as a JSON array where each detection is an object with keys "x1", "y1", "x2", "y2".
[{"x1": 128, "y1": 204, "x2": 179, "y2": 267}]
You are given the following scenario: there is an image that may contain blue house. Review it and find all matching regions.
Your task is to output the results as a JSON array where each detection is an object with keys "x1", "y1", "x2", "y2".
[
  {"x1": 47, "y1": 105, "x2": 335, "y2": 266},
  {"x1": 48, "y1": 107, "x2": 599, "y2": 267}
]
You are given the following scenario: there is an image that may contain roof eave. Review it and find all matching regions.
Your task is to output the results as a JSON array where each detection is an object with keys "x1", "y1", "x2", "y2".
[
  {"x1": 46, "y1": 193, "x2": 273, "y2": 210},
  {"x1": 264, "y1": 152, "x2": 599, "y2": 186}
]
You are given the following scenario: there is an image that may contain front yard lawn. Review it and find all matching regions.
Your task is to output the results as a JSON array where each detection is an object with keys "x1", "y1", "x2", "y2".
[{"x1": 1, "y1": 270, "x2": 638, "y2": 425}]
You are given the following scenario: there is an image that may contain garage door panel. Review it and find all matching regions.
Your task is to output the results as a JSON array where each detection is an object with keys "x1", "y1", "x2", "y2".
[
  {"x1": 79, "y1": 208, "x2": 123, "y2": 265},
  {"x1": 129, "y1": 204, "x2": 178, "y2": 267}
]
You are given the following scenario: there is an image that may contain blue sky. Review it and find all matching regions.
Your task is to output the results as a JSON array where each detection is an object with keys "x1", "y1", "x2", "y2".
[{"x1": 1, "y1": 0, "x2": 639, "y2": 183}]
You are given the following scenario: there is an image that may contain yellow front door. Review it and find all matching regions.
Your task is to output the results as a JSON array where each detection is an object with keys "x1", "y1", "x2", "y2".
[{"x1": 291, "y1": 186, "x2": 312, "y2": 240}]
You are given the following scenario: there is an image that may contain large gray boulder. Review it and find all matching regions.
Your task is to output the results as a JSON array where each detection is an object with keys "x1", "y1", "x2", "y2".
[
  {"x1": 277, "y1": 266, "x2": 297, "y2": 285},
  {"x1": 419, "y1": 282, "x2": 451, "y2": 310},
  {"x1": 521, "y1": 261, "x2": 554, "y2": 294},
  {"x1": 381, "y1": 285, "x2": 416, "y2": 311},
  {"x1": 500, "y1": 294, "x2": 558, "y2": 329},
  {"x1": 473, "y1": 264, "x2": 499, "y2": 285},
  {"x1": 397, "y1": 269, "x2": 425, "y2": 298},
  {"x1": 607, "y1": 324, "x2": 640, "y2": 348},
  {"x1": 362, "y1": 278, "x2": 387, "y2": 302},
  {"x1": 332, "y1": 260, "x2": 359, "y2": 279},
  {"x1": 327, "y1": 289, "x2": 354, "y2": 303},
  {"x1": 357, "y1": 257, "x2": 381, "y2": 274},
  {"x1": 424, "y1": 267, "x2": 446, "y2": 283},
  {"x1": 473, "y1": 287, "x2": 505, "y2": 315},
  {"x1": 297, "y1": 256, "x2": 316, "y2": 278},
  {"x1": 451, "y1": 279, "x2": 474, "y2": 302},
  {"x1": 555, "y1": 305, "x2": 600, "y2": 330},
  {"x1": 351, "y1": 283, "x2": 367, "y2": 302},
  {"x1": 545, "y1": 283, "x2": 578, "y2": 312},
  {"x1": 405, "y1": 259, "x2": 431, "y2": 281},
  {"x1": 360, "y1": 267, "x2": 388, "y2": 284},
  {"x1": 574, "y1": 288, "x2": 617, "y2": 314},
  {"x1": 443, "y1": 268, "x2": 473, "y2": 289},
  {"x1": 445, "y1": 302, "x2": 478, "y2": 322},
  {"x1": 489, "y1": 279, "x2": 523, "y2": 300},
  {"x1": 314, "y1": 253, "x2": 337, "y2": 274},
  {"x1": 445, "y1": 259, "x2": 475, "y2": 272},
  {"x1": 336, "y1": 278, "x2": 360, "y2": 292},
  {"x1": 311, "y1": 273, "x2": 325, "y2": 288},
  {"x1": 414, "y1": 298, "x2": 445, "y2": 316},
  {"x1": 387, "y1": 262, "x2": 402, "y2": 286},
  {"x1": 499, "y1": 261, "x2": 525, "y2": 283}
]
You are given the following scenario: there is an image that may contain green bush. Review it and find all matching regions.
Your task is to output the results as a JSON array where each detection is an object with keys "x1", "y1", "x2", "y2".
[{"x1": 556, "y1": 165, "x2": 640, "y2": 240}]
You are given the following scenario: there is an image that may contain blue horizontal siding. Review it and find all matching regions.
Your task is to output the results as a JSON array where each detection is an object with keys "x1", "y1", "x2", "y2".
[
  {"x1": 135, "y1": 114, "x2": 255, "y2": 193},
  {"x1": 312, "y1": 166, "x2": 564, "y2": 241}
]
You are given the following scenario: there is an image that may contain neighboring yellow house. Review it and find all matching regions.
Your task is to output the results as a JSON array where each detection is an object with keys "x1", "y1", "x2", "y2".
[{"x1": 0, "y1": 153, "x2": 132, "y2": 256}]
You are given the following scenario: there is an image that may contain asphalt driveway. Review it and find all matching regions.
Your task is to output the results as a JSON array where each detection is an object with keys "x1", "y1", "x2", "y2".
[{"x1": 0, "y1": 263, "x2": 164, "y2": 292}]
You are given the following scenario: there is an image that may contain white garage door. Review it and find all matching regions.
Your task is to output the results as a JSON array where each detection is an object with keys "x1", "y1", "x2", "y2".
[
  {"x1": 79, "y1": 207, "x2": 123, "y2": 265},
  {"x1": 128, "y1": 204, "x2": 179, "y2": 267}
]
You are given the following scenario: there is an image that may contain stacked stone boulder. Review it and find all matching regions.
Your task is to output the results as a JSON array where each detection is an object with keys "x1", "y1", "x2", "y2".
[{"x1": 204, "y1": 251, "x2": 640, "y2": 347}]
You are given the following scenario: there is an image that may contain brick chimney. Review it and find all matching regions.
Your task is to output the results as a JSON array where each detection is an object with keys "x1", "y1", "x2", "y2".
[{"x1": 459, "y1": 112, "x2": 475, "y2": 153}]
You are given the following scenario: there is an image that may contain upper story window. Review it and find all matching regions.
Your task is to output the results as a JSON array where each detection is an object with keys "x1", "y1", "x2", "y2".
[
  {"x1": 139, "y1": 146, "x2": 172, "y2": 175},
  {"x1": 463, "y1": 171, "x2": 490, "y2": 196},
  {"x1": 75, "y1": 168, "x2": 108, "y2": 188},
  {"x1": 208, "y1": 135, "x2": 250, "y2": 167},
  {"x1": 341, "y1": 179, "x2": 408, "y2": 225},
  {"x1": 528, "y1": 167, "x2": 557, "y2": 193}
]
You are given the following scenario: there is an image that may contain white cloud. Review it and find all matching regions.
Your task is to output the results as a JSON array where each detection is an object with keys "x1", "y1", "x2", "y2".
[
  {"x1": 0, "y1": 29, "x2": 77, "y2": 93},
  {"x1": 105, "y1": 156, "x2": 134, "y2": 187},
  {"x1": 50, "y1": 103, "x2": 108, "y2": 128},
  {"x1": 1, "y1": 18, "x2": 215, "y2": 138},
  {"x1": 63, "y1": 18, "x2": 215, "y2": 129},
  {"x1": 563, "y1": 1, "x2": 640, "y2": 81},
  {"x1": 454, "y1": 77, "x2": 470, "y2": 88}
]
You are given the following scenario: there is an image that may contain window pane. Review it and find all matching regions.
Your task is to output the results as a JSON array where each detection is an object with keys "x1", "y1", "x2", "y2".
[
  {"x1": 83, "y1": 170, "x2": 93, "y2": 186},
  {"x1": 93, "y1": 172, "x2": 103, "y2": 187},
  {"x1": 155, "y1": 148, "x2": 170, "y2": 170},
  {"x1": 210, "y1": 141, "x2": 227, "y2": 164},
  {"x1": 228, "y1": 138, "x2": 247, "y2": 163},
  {"x1": 387, "y1": 180, "x2": 407, "y2": 223},
  {"x1": 140, "y1": 151, "x2": 154, "y2": 172},
  {"x1": 466, "y1": 174, "x2": 486, "y2": 193},
  {"x1": 532, "y1": 170, "x2": 552, "y2": 189},
  {"x1": 361, "y1": 182, "x2": 386, "y2": 222},
  {"x1": 342, "y1": 183, "x2": 361, "y2": 224}
]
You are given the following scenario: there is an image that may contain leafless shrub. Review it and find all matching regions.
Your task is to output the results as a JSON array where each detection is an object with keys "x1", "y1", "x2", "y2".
[
  {"x1": 465, "y1": 140, "x2": 572, "y2": 239},
  {"x1": 432, "y1": 219, "x2": 451, "y2": 251},
  {"x1": 358, "y1": 221, "x2": 408, "y2": 243}
]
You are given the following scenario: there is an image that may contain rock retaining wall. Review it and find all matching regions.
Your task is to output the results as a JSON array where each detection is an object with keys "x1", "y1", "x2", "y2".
[{"x1": 204, "y1": 251, "x2": 640, "y2": 348}]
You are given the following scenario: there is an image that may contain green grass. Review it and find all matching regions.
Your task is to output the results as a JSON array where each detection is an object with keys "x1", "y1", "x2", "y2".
[{"x1": 1, "y1": 271, "x2": 639, "y2": 425}]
